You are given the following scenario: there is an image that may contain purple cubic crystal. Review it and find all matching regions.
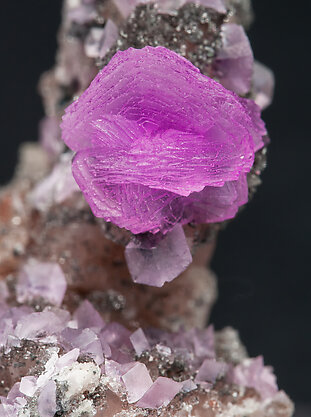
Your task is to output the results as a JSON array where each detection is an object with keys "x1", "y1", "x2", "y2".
[
  {"x1": 14, "y1": 310, "x2": 68, "y2": 341},
  {"x1": 130, "y1": 328, "x2": 150, "y2": 355},
  {"x1": 55, "y1": 349, "x2": 80, "y2": 371},
  {"x1": 125, "y1": 225, "x2": 192, "y2": 287},
  {"x1": 227, "y1": 356, "x2": 278, "y2": 399},
  {"x1": 60, "y1": 328, "x2": 104, "y2": 365},
  {"x1": 136, "y1": 376, "x2": 183, "y2": 409},
  {"x1": 104, "y1": 359, "x2": 135, "y2": 380},
  {"x1": 99, "y1": 20, "x2": 119, "y2": 58},
  {"x1": 16, "y1": 259, "x2": 67, "y2": 307},
  {"x1": 121, "y1": 362, "x2": 153, "y2": 403},
  {"x1": 214, "y1": 23, "x2": 254, "y2": 95},
  {"x1": 99, "y1": 322, "x2": 131, "y2": 350},
  {"x1": 195, "y1": 359, "x2": 228, "y2": 385},
  {"x1": 73, "y1": 299, "x2": 105, "y2": 331},
  {"x1": 0, "y1": 383, "x2": 27, "y2": 417},
  {"x1": 61, "y1": 46, "x2": 266, "y2": 235}
]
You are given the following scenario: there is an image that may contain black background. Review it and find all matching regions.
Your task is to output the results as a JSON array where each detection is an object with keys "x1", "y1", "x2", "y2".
[{"x1": 0, "y1": 0, "x2": 310, "y2": 411}]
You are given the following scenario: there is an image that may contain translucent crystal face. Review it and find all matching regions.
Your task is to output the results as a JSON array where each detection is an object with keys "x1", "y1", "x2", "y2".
[
  {"x1": 125, "y1": 225, "x2": 193, "y2": 287},
  {"x1": 61, "y1": 46, "x2": 266, "y2": 235},
  {"x1": 214, "y1": 23, "x2": 254, "y2": 95}
]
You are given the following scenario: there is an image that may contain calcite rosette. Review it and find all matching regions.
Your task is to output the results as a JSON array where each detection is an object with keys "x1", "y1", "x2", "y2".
[{"x1": 61, "y1": 46, "x2": 266, "y2": 236}]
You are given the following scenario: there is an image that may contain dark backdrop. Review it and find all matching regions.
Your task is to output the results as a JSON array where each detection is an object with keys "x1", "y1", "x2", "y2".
[{"x1": 0, "y1": 0, "x2": 310, "y2": 410}]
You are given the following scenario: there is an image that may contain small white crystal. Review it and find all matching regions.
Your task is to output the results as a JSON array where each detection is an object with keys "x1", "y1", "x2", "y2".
[
  {"x1": 67, "y1": 399, "x2": 96, "y2": 417},
  {"x1": 19, "y1": 376, "x2": 37, "y2": 397},
  {"x1": 55, "y1": 362, "x2": 101, "y2": 403}
]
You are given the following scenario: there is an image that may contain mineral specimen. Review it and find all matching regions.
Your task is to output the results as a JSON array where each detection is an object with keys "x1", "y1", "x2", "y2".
[{"x1": 0, "y1": 0, "x2": 292, "y2": 416}]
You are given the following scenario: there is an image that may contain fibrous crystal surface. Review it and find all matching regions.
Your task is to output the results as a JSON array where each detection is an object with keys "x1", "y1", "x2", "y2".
[{"x1": 61, "y1": 46, "x2": 266, "y2": 235}]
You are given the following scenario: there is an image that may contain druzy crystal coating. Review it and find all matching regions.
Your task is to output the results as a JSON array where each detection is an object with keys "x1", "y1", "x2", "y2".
[
  {"x1": 113, "y1": 0, "x2": 227, "y2": 19},
  {"x1": 0, "y1": 299, "x2": 284, "y2": 415},
  {"x1": 125, "y1": 225, "x2": 193, "y2": 287},
  {"x1": 61, "y1": 46, "x2": 266, "y2": 235}
]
